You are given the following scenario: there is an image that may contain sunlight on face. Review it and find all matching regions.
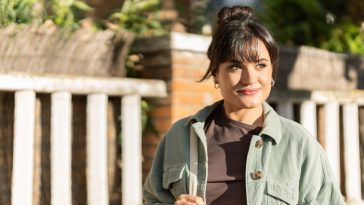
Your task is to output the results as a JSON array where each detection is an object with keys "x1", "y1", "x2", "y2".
[{"x1": 214, "y1": 40, "x2": 273, "y2": 113}]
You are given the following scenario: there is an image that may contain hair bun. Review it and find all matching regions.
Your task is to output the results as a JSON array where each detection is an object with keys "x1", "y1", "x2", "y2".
[{"x1": 217, "y1": 5, "x2": 255, "y2": 26}]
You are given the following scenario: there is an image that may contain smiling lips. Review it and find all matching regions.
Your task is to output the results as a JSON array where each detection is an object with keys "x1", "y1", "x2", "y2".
[{"x1": 236, "y1": 88, "x2": 261, "y2": 95}]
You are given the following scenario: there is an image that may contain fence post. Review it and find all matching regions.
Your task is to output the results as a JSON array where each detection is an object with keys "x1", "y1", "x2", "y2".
[
  {"x1": 324, "y1": 102, "x2": 341, "y2": 187},
  {"x1": 122, "y1": 95, "x2": 142, "y2": 205},
  {"x1": 300, "y1": 101, "x2": 317, "y2": 138},
  {"x1": 343, "y1": 103, "x2": 362, "y2": 203},
  {"x1": 87, "y1": 94, "x2": 109, "y2": 205},
  {"x1": 12, "y1": 91, "x2": 36, "y2": 205},
  {"x1": 51, "y1": 92, "x2": 72, "y2": 205}
]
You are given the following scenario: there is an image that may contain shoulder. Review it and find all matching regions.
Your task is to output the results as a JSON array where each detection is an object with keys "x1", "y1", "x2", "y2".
[
  {"x1": 278, "y1": 116, "x2": 317, "y2": 146},
  {"x1": 278, "y1": 116, "x2": 325, "y2": 164},
  {"x1": 279, "y1": 117, "x2": 336, "y2": 182},
  {"x1": 164, "y1": 116, "x2": 191, "y2": 140}
]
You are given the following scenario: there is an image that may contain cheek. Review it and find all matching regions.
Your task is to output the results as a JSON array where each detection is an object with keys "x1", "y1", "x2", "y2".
[
  {"x1": 217, "y1": 73, "x2": 230, "y2": 85},
  {"x1": 223, "y1": 73, "x2": 241, "y2": 84},
  {"x1": 261, "y1": 76, "x2": 272, "y2": 85},
  {"x1": 260, "y1": 70, "x2": 273, "y2": 85}
]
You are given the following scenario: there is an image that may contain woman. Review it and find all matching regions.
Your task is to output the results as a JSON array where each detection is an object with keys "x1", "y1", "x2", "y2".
[{"x1": 143, "y1": 5, "x2": 345, "y2": 205}]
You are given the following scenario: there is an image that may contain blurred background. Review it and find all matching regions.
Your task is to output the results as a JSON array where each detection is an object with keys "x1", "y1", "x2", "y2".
[{"x1": 0, "y1": 0, "x2": 363, "y2": 204}]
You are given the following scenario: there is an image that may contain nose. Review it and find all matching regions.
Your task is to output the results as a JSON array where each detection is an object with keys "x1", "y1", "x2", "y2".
[{"x1": 240, "y1": 66, "x2": 258, "y2": 85}]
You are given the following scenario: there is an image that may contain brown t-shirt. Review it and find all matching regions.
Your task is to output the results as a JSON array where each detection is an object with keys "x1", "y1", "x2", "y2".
[{"x1": 204, "y1": 103, "x2": 262, "y2": 205}]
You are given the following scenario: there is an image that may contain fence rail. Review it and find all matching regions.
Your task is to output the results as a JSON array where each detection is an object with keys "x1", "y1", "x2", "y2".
[{"x1": 0, "y1": 73, "x2": 166, "y2": 205}]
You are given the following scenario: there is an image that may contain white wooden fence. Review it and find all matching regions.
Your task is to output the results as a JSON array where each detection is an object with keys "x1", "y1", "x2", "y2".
[
  {"x1": 0, "y1": 74, "x2": 166, "y2": 205},
  {"x1": 2, "y1": 72, "x2": 363, "y2": 204},
  {"x1": 270, "y1": 89, "x2": 364, "y2": 205}
]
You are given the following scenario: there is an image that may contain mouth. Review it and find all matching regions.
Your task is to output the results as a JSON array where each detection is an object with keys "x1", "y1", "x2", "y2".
[{"x1": 235, "y1": 88, "x2": 261, "y2": 96}]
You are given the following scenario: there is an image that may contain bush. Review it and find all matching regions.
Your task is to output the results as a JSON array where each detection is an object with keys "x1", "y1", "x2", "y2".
[
  {"x1": 0, "y1": 0, "x2": 35, "y2": 27},
  {"x1": 321, "y1": 18, "x2": 364, "y2": 55},
  {"x1": 260, "y1": 0, "x2": 364, "y2": 55}
]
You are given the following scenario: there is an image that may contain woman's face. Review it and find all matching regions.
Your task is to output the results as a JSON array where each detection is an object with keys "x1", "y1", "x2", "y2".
[{"x1": 213, "y1": 40, "x2": 273, "y2": 112}]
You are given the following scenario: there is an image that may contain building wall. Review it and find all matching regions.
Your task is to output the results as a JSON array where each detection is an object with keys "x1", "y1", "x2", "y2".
[{"x1": 132, "y1": 33, "x2": 222, "y2": 180}]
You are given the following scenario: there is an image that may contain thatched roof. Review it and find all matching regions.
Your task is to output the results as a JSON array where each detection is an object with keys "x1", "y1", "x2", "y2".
[{"x1": 0, "y1": 21, "x2": 134, "y2": 77}]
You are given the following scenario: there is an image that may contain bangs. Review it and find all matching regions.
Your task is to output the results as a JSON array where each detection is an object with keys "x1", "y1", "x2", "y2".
[{"x1": 221, "y1": 34, "x2": 260, "y2": 63}]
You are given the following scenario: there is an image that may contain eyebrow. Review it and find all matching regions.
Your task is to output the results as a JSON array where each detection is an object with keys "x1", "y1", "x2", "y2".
[
  {"x1": 257, "y1": 58, "x2": 270, "y2": 62},
  {"x1": 228, "y1": 60, "x2": 241, "y2": 63},
  {"x1": 228, "y1": 58, "x2": 270, "y2": 63}
]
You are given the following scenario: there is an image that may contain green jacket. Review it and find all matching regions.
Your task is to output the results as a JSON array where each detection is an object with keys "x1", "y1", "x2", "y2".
[{"x1": 143, "y1": 101, "x2": 345, "y2": 205}]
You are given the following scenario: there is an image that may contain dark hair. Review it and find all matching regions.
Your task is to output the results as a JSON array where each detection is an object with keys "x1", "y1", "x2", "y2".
[{"x1": 200, "y1": 5, "x2": 279, "y2": 81}]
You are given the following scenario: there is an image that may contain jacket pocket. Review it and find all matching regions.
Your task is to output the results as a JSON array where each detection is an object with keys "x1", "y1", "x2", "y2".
[
  {"x1": 162, "y1": 164, "x2": 188, "y2": 199},
  {"x1": 266, "y1": 180, "x2": 299, "y2": 205}
]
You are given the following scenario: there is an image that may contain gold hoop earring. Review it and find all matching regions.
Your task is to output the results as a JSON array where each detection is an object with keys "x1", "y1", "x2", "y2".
[
  {"x1": 271, "y1": 79, "x2": 275, "y2": 87},
  {"x1": 214, "y1": 83, "x2": 219, "y2": 89}
]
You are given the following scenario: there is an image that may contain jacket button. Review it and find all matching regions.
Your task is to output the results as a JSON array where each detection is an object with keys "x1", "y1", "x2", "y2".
[
  {"x1": 255, "y1": 139, "x2": 263, "y2": 148},
  {"x1": 253, "y1": 171, "x2": 263, "y2": 180}
]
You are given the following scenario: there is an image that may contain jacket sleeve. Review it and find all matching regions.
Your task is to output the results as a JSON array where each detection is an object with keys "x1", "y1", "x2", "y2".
[
  {"x1": 143, "y1": 136, "x2": 175, "y2": 205},
  {"x1": 298, "y1": 140, "x2": 345, "y2": 204}
]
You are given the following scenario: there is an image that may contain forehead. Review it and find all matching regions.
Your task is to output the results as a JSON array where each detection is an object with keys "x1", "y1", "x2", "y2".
[{"x1": 227, "y1": 38, "x2": 271, "y2": 63}]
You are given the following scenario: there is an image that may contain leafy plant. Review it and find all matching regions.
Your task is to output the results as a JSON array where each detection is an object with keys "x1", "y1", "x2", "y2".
[
  {"x1": 0, "y1": 0, "x2": 35, "y2": 27},
  {"x1": 109, "y1": 0, "x2": 167, "y2": 36},
  {"x1": 321, "y1": 18, "x2": 364, "y2": 55},
  {"x1": 50, "y1": 0, "x2": 93, "y2": 29},
  {"x1": 0, "y1": 0, "x2": 94, "y2": 30}
]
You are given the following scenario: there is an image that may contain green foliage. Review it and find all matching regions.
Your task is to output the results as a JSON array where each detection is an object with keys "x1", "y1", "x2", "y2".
[
  {"x1": 109, "y1": 0, "x2": 167, "y2": 36},
  {"x1": 260, "y1": 0, "x2": 331, "y2": 47},
  {"x1": 0, "y1": 0, "x2": 167, "y2": 35},
  {"x1": 0, "y1": 0, "x2": 35, "y2": 27},
  {"x1": 260, "y1": 0, "x2": 364, "y2": 55},
  {"x1": 174, "y1": 0, "x2": 209, "y2": 34},
  {"x1": 50, "y1": 0, "x2": 93, "y2": 29},
  {"x1": 0, "y1": 0, "x2": 93, "y2": 29},
  {"x1": 141, "y1": 100, "x2": 150, "y2": 131},
  {"x1": 321, "y1": 19, "x2": 364, "y2": 55}
]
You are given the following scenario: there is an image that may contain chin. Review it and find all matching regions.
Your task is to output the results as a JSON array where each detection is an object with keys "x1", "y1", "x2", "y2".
[
  {"x1": 237, "y1": 97, "x2": 264, "y2": 109},
  {"x1": 241, "y1": 103, "x2": 261, "y2": 109},
  {"x1": 234, "y1": 100, "x2": 261, "y2": 109}
]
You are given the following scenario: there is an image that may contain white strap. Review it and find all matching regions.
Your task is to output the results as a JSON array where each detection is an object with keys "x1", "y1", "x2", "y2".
[{"x1": 189, "y1": 126, "x2": 198, "y2": 196}]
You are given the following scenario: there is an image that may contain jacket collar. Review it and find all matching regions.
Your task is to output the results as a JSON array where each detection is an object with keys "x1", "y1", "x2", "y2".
[
  {"x1": 185, "y1": 100, "x2": 283, "y2": 144},
  {"x1": 261, "y1": 102, "x2": 282, "y2": 144}
]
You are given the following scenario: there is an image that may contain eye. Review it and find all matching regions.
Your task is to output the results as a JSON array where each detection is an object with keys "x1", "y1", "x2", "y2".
[
  {"x1": 256, "y1": 63, "x2": 267, "y2": 69},
  {"x1": 228, "y1": 63, "x2": 241, "y2": 71}
]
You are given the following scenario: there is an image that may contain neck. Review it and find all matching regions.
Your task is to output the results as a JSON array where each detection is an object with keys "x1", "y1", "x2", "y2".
[{"x1": 223, "y1": 103, "x2": 264, "y2": 126}]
